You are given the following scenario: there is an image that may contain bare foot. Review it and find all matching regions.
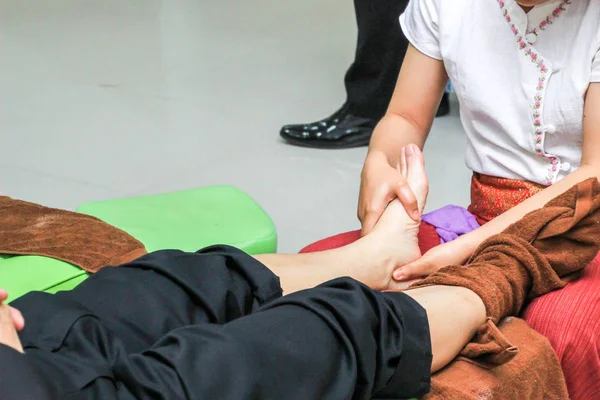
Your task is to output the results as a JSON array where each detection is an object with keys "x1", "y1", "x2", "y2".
[{"x1": 359, "y1": 144, "x2": 429, "y2": 289}]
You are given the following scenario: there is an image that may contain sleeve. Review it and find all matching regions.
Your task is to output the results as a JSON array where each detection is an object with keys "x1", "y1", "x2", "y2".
[
  {"x1": 399, "y1": 0, "x2": 442, "y2": 60},
  {"x1": 592, "y1": 46, "x2": 600, "y2": 83}
]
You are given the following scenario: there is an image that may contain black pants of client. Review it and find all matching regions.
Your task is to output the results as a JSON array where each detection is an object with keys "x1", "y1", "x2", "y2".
[{"x1": 2, "y1": 246, "x2": 431, "y2": 400}]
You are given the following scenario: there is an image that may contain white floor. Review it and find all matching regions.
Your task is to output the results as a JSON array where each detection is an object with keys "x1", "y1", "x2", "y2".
[{"x1": 0, "y1": 0, "x2": 470, "y2": 253}]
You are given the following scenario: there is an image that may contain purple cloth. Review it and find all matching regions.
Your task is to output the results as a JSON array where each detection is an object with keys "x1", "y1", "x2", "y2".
[{"x1": 422, "y1": 205, "x2": 480, "y2": 244}]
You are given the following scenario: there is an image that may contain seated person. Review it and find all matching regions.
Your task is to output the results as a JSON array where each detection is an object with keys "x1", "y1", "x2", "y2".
[{"x1": 0, "y1": 148, "x2": 597, "y2": 399}]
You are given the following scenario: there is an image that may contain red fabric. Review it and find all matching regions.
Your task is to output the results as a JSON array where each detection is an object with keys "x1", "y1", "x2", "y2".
[
  {"x1": 522, "y1": 255, "x2": 600, "y2": 400},
  {"x1": 299, "y1": 221, "x2": 441, "y2": 256}
]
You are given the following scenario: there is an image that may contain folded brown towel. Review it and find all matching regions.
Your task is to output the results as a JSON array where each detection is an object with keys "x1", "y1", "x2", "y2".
[
  {"x1": 412, "y1": 178, "x2": 600, "y2": 323},
  {"x1": 424, "y1": 318, "x2": 569, "y2": 400},
  {"x1": 411, "y1": 179, "x2": 600, "y2": 399},
  {"x1": 0, "y1": 196, "x2": 147, "y2": 272}
]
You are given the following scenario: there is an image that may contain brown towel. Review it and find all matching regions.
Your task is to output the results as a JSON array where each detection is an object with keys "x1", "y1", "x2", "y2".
[
  {"x1": 0, "y1": 196, "x2": 147, "y2": 272},
  {"x1": 425, "y1": 318, "x2": 569, "y2": 400},
  {"x1": 412, "y1": 179, "x2": 600, "y2": 399}
]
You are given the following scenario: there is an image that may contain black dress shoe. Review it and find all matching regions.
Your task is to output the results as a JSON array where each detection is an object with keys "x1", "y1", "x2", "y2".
[
  {"x1": 280, "y1": 104, "x2": 376, "y2": 149},
  {"x1": 280, "y1": 93, "x2": 450, "y2": 149}
]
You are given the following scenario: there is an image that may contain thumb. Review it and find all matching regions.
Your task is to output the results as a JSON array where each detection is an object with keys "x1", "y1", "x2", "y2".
[
  {"x1": 361, "y1": 212, "x2": 380, "y2": 236},
  {"x1": 393, "y1": 257, "x2": 434, "y2": 282},
  {"x1": 361, "y1": 192, "x2": 388, "y2": 236},
  {"x1": 392, "y1": 180, "x2": 420, "y2": 221}
]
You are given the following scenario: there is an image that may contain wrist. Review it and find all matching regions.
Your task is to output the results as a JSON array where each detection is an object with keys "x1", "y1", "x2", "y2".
[{"x1": 366, "y1": 148, "x2": 395, "y2": 168}]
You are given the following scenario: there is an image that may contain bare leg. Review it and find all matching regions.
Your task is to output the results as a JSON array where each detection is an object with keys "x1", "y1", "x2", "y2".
[
  {"x1": 403, "y1": 285, "x2": 486, "y2": 372},
  {"x1": 256, "y1": 144, "x2": 427, "y2": 295}
]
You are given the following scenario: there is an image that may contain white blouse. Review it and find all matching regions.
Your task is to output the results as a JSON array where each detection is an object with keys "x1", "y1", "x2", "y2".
[{"x1": 400, "y1": 0, "x2": 600, "y2": 186}]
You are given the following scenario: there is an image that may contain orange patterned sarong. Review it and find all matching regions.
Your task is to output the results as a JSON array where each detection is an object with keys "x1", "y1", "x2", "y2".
[{"x1": 467, "y1": 172, "x2": 546, "y2": 225}]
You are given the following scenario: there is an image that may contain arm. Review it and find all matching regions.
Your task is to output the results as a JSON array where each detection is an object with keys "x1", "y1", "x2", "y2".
[
  {"x1": 368, "y1": 44, "x2": 448, "y2": 165},
  {"x1": 393, "y1": 83, "x2": 600, "y2": 281},
  {"x1": 359, "y1": 44, "x2": 447, "y2": 233}
]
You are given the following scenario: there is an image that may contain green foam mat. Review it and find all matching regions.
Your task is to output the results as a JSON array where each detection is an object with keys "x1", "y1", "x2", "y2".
[
  {"x1": 0, "y1": 256, "x2": 87, "y2": 302},
  {"x1": 76, "y1": 186, "x2": 277, "y2": 254}
]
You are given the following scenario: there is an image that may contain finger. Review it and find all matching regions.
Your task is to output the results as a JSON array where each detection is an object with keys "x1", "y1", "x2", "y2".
[
  {"x1": 9, "y1": 307, "x2": 25, "y2": 331},
  {"x1": 361, "y1": 211, "x2": 381, "y2": 236},
  {"x1": 357, "y1": 201, "x2": 365, "y2": 222},
  {"x1": 393, "y1": 179, "x2": 420, "y2": 221},
  {"x1": 0, "y1": 289, "x2": 8, "y2": 303},
  {"x1": 357, "y1": 181, "x2": 368, "y2": 222}
]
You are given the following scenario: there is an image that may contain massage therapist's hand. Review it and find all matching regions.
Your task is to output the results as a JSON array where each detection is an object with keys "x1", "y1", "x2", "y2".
[
  {"x1": 359, "y1": 146, "x2": 421, "y2": 236},
  {"x1": 391, "y1": 236, "x2": 475, "y2": 284}
]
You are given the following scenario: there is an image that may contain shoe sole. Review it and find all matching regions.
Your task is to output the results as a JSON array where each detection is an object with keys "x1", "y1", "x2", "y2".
[{"x1": 279, "y1": 132, "x2": 372, "y2": 149}]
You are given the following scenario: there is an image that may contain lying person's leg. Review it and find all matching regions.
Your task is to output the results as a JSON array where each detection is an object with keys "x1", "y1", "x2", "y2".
[
  {"x1": 403, "y1": 285, "x2": 486, "y2": 372},
  {"x1": 0, "y1": 279, "x2": 483, "y2": 399},
  {"x1": 121, "y1": 281, "x2": 484, "y2": 399}
]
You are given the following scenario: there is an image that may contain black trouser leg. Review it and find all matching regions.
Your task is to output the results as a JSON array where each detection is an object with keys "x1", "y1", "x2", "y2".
[
  {"x1": 119, "y1": 278, "x2": 432, "y2": 400},
  {"x1": 344, "y1": 0, "x2": 410, "y2": 119},
  {"x1": 13, "y1": 246, "x2": 281, "y2": 354}
]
